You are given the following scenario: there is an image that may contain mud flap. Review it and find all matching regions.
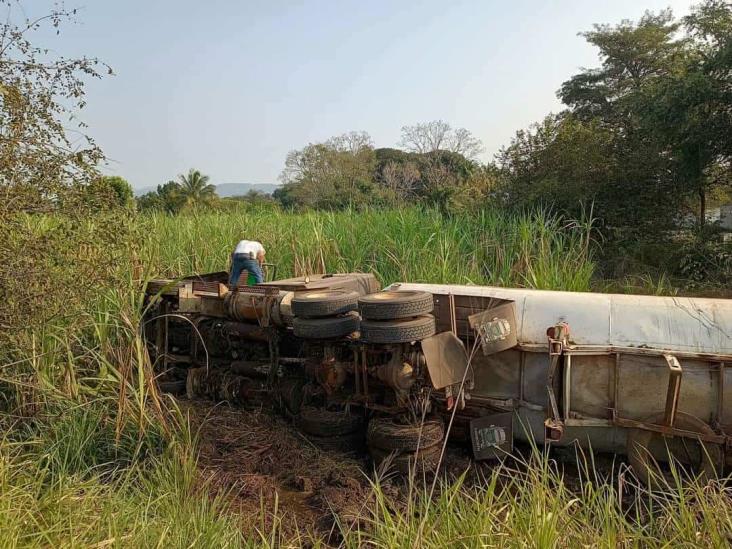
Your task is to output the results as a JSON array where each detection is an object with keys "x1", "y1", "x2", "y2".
[
  {"x1": 470, "y1": 412, "x2": 513, "y2": 460},
  {"x1": 421, "y1": 331, "x2": 470, "y2": 389}
]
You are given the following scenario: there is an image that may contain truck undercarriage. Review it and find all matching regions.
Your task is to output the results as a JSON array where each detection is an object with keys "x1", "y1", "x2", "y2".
[{"x1": 144, "y1": 271, "x2": 732, "y2": 480}]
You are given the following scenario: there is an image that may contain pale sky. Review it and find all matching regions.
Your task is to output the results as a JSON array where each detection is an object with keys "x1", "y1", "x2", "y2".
[{"x1": 30, "y1": 0, "x2": 697, "y2": 188}]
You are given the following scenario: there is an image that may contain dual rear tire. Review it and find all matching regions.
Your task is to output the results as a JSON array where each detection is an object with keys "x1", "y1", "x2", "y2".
[
  {"x1": 291, "y1": 290, "x2": 361, "y2": 339},
  {"x1": 367, "y1": 417, "x2": 445, "y2": 473},
  {"x1": 358, "y1": 291, "x2": 436, "y2": 344},
  {"x1": 296, "y1": 406, "x2": 365, "y2": 453},
  {"x1": 290, "y1": 289, "x2": 437, "y2": 343}
]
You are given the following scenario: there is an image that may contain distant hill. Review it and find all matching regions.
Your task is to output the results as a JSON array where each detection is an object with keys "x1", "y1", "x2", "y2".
[
  {"x1": 215, "y1": 183, "x2": 279, "y2": 197},
  {"x1": 134, "y1": 182, "x2": 279, "y2": 197}
]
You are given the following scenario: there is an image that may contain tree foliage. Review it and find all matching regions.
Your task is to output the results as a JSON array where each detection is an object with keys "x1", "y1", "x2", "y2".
[
  {"x1": 0, "y1": 1, "x2": 111, "y2": 210},
  {"x1": 276, "y1": 132, "x2": 382, "y2": 209},
  {"x1": 137, "y1": 169, "x2": 218, "y2": 213},
  {"x1": 176, "y1": 168, "x2": 217, "y2": 206},
  {"x1": 399, "y1": 120, "x2": 484, "y2": 160},
  {"x1": 276, "y1": 127, "x2": 489, "y2": 213},
  {"x1": 0, "y1": 1, "x2": 139, "y2": 356},
  {"x1": 98, "y1": 175, "x2": 134, "y2": 207},
  {"x1": 500, "y1": 2, "x2": 732, "y2": 235}
]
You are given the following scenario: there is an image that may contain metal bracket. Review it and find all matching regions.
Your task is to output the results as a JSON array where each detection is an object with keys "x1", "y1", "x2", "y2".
[
  {"x1": 663, "y1": 353, "x2": 682, "y2": 428},
  {"x1": 266, "y1": 328, "x2": 279, "y2": 387},
  {"x1": 544, "y1": 322, "x2": 570, "y2": 442}
]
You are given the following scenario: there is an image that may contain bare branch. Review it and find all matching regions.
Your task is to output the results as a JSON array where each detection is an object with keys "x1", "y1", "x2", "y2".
[{"x1": 399, "y1": 120, "x2": 484, "y2": 159}]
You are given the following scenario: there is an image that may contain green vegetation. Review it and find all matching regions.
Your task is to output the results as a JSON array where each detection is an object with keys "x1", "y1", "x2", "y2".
[
  {"x1": 0, "y1": 297, "x2": 245, "y2": 547},
  {"x1": 144, "y1": 207, "x2": 595, "y2": 291},
  {"x1": 100, "y1": 175, "x2": 135, "y2": 207},
  {"x1": 3, "y1": 206, "x2": 730, "y2": 546},
  {"x1": 134, "y1": 4, "x2": 732, "y2": 289},
  {"x1": 1, "y1": 0, "x2": 731, "y2": 546},
  {"x1": 265, "y1": 3, "x2": 732, "y2": 288},
  {"x1": 355, "y1": 454, "x2": 732, "y2": 547},
  {"x1": 267, "y1": 4, "x2": 732, "y2": 236},
  {"x1": 137, "y1": 168, "x2": 219, "y2": 213}
]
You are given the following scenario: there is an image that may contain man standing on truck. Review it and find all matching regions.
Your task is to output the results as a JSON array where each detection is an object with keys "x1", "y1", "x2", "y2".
[{"x1": 229, "y1": 239, "x2": 266, "y2": 286}]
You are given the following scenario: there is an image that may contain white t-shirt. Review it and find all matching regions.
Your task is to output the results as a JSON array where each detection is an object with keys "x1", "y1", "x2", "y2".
[{"x1": 233, "y1": 240, "x2": 265, "y2": 257}]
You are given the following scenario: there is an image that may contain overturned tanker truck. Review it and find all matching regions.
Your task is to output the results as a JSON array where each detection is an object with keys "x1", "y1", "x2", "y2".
[{"x1": 144, "y1": 271, "x2": 732, "y2": 479}]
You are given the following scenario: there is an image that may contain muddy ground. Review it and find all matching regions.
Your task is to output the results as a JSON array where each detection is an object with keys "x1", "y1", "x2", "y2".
[
  {"x1": 180, "y1": 399, "x2": 481, "y2": 542},
  {"x1": 180, "y1": 399, "x2": 620, "y2": 544}
]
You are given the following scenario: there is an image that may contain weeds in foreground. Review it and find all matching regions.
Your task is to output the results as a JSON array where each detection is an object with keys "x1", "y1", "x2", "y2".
[
  {"x1": 347, "y1": 447, "x2": 732, "y2": 548},
  {"x1": 1, "y1": 205, "x2": 727, "y2": 546},
  {"x1": 3, "y1": 396, "x2": 732, "y2": 548}
]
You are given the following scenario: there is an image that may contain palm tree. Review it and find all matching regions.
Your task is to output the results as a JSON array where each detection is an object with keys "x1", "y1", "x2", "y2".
[{"x1": 175, "y1": 169, "x2": 217, "y2": 207}]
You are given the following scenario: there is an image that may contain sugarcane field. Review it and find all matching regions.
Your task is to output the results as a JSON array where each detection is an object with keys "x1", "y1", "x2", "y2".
[{"x1": 2, "y1": 1, "x2": 732, "y2": 547}]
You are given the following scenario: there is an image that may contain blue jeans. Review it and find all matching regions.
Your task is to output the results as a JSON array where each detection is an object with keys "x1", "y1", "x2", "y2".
[{"x1": 229, "y1": 254, "x2": 264, "y2": 286}]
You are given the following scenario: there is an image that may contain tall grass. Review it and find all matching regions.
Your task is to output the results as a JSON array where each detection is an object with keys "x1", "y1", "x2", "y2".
[
  {"x1": 0, "y1": 406, "x2": 247, "y2": 547},
  {"x1": 143, "y1": 206, "x2": 596, "y2": 291},
  {"x1": 3, "y1": 205, "x2": 726, "y2": 546},
  {"x1": 347, "y1": 450, "x2": 732, "y2": 547}
]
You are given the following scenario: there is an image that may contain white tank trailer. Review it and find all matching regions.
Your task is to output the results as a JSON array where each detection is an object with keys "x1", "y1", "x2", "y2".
[{"x1": 145, "y1": 272, "x2": 732, "y2": 479}]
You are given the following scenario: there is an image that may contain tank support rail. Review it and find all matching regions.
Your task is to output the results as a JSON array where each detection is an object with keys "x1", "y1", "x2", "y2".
[{"x1": 558, "y1": 343, "x2": 731, "y2": 448}]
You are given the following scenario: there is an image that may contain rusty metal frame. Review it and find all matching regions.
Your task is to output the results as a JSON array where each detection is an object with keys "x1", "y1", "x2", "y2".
[
  {"x1": 562, "y1": 344, "x2": 730, "y2": 362},
  {"x1": 614, "y1": 416, "x2": 728, "y2": 445},
  {"x1": 563, "y1": 353, "x2": 572, "y2": 421},
  {"x1": 189, "y1": 315, "x2": 207, "y2": 368},
  {"x1": 448, "y1": 293, "x2": 457, "y2": 335},
  {"x1": 266, "y1": 327, "x2": 279, "y2": 387},
  {"x1": 717, "y1": 362, "x2": 725, "y2": 428},
  {"x1": 544, "y1": 324, "x2": 569, "y2": 440},
  {"x1": 663, "y1": 354, "x2": 683, "y2": 427},
  {"x1": 559, "y1": 347, "x2": 731, "y2": 447}
]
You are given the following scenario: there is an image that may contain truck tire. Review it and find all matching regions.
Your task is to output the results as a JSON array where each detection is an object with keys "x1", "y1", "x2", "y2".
[
  {"x1": 297, "y1": 406, "x2": 364, "y2": 437},
  {"x1": 291, "y1": 290, "x2": 359, "y2": 318},
  {"x1": 627, "y1": 412, "x2": 722, "y2": 488},
  {"x1": 293, "y1": 312, "x2": 360, "y2": 339},
  {"x1": 369, "y1": 444, "x2": 442, "y2": 474},
  {"x1": 359, "y1": 291, "x2": 434, "y2": 320},
  {"x1": 367, "y1": 417, "x2": 444, "y2": 452},
  {"x1": 158, "y1": 379, "x2": 186, "y2": 395},
  {"x1": 277, "y1": 378, "x2": 305, "y2": 415},
  {"x1": 360, "y1": 315, "x2": 436, "y2": 344},
  {"x1": 306, "y1": 430, "x2": 365, "y2": 454}
]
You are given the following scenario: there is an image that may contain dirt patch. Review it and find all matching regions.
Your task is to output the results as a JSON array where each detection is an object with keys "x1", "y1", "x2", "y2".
[
  {"x1": 181, "y1": 400, "x2": 374, "y2": 542},
  {"x1": 180, "y1": 400, "x2": 590, "y2": 543}
]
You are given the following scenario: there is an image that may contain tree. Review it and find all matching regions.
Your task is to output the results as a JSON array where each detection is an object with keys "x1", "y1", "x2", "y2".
[
  {"x1": 0, "y1": 1, "x2": 139, "y2": 357},
  {"x1": 497, "y1": 114, "x2": 639, "y2": 224},
  {"x1": 99, "y1": 175, "x2": 133, "y2": 207},
  {"x1": 556, "y1": 4, "x2": 732, "y2": 228},
  {"x1": 175, "y1": 169, "x2": 217, "y2": 207},
  {"x1": 136, "y1": 180, "x2": 188, "y2": 213},
  {"x1": 278, "y1": 132, "x2": 380, "y2": 209},
  {"x1": 0, "y1": 1, "x2": 111, "y2": 211},
  {"x1": 325, "y1": 131, "x2": 373, "y2": 154},
  {"x1": 399, "y1": 120, "x2": 484, "y2": 160},
  {"x1": 379, "y1": 160, "x2": 420, "y2": 202},
  {"x1": 559, "y1": 10, "x2": 687, "y2": 122},
  {"x1": 640, "y1": 0, "x2": 732, "y2": 227}
]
